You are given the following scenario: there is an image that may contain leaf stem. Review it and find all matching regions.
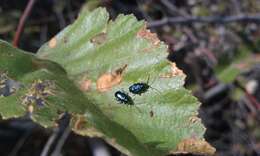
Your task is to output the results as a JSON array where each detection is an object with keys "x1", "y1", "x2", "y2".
[{"x1": 12, "y1": 0, "x2": 37, "y2": 47}]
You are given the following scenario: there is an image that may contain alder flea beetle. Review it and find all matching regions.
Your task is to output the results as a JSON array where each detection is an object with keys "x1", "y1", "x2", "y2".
[
  {"x1": 114, "y1": 90, "x2": 134, "y2": 105},
  {"x1": 129, "y1": 76, "x2": 159, "y2": 95}
]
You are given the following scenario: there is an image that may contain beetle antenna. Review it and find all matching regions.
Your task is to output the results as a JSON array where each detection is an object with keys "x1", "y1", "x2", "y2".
[
  {"x1": 146, "y1": 74, "x2": 150, "y2": 84},
  {"x1": 150, "y1": 86, "x2": 161, "y2": 95},
  {"x1": 146, "y1": 75, "x2": 161, "y2": 95}
]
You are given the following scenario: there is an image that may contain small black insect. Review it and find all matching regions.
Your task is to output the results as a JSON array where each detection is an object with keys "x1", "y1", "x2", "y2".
[
  {"x1": 129, "y1": 82, "x2": 149, "y2": 95},
  {"x1": 114, "y1": 90, "x2": 134, "y2": 105},
  {"x1": 129, "y1": 76, "x2": 159, "y2": 95}
]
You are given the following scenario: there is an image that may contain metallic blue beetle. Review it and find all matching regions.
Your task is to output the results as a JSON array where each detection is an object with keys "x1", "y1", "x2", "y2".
[
  {"x1": 114, "y1": 91, "x2": 134, "y2": 105},
  {"x1": 129, "y1": 82, "x2": 150, "y2": 95}
]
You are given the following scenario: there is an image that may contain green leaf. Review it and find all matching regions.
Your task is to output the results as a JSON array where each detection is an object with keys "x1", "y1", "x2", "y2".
[
  {"x1": 37, "y1": 7, "x2": 214, "y2": 155},
  {"x1": 0, "y1": 40, "x2": 160, "y2": 156}
]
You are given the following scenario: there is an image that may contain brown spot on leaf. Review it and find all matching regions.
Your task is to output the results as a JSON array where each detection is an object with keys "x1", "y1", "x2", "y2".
[
  {"x1": 137, "y1": 24, "x2": 160, "y2": 47},
  {"x1": 170, "y1": 138, "x2": 216, "y2": 155},
  {"x1": 160, "y1": 62, "x2": 185, "y2": 78},
  {"x1": 28, "y1": 105, "x2": 34, "y2": 114},
  {"x1": 189, "y1": 116, "x2": 201, "y2": 124},
  {"x1": 27, "y1": 105, "x2": 34, "y2": 118},
  {"x1": 80, "y1": 79, "x2": 92, "y2": 91},
  {"x1": 72, "y1": 116, "x2": 104, "y2": 137},
  {"x1": 73, "y1": 115, "x2": 87, "y2": 130},
  {"x1": 91, "y1": 32, "x2": 107, "y2": 45},
  {"x1": 96, "y1": 64, "x2": 127, "y2": 92},
  {"x1": 169, "y1": 62, "x2": 184, "y2": 76},
  {"x1": 49, "y1": 37, "x2": 57, "y2": 48}
]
